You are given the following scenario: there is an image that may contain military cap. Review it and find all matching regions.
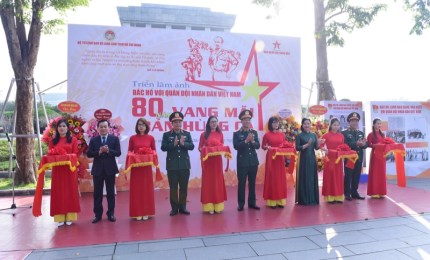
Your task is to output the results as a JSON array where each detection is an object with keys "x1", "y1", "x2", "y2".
[
  {"x1": 169, "y1": 112, "x2": 184, "y2": 122},
  {"x1": 347, "y1": 112, "x2": 360, "y2": 122},
  {"x1": 238, "y1": 109, "x2": 253, "y2": 120}
]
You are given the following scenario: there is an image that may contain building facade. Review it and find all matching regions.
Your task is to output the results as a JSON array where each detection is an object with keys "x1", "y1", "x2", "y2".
[{"x1": 117, "y1": 3, "x2": 236, "y2": 32}]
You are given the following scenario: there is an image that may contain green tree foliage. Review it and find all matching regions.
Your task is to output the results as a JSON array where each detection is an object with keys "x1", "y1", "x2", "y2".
[
  {"x1": 403, "y1": 0, "x2": 430, "y2": 34},
  {"x1": 253, "y1": 0, "x2": 386, "y2": 102},
  {"x1": 323, "y1": 0, "x2": 386, "y2": 47},
  {"x1": 0, "y1": 0, "x2": 89, "y2": 184}
]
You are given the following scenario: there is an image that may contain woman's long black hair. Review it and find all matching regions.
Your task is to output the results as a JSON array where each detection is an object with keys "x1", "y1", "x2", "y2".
[
  {"x1": 204, "y1": 115, "x2": 222, "y2": 139},
  {"x1": 300, "y1": 117, "x2": 311, "y2": 132},
  {"x1": 52, "y1": 119, "x2": 72, "y2": 145},
  {"x1": 328, "y1": 117, "x2": 340, "y2": 132},
  {"x1": 267, "y1": 116, "x2": 280, "y2": 131},
  {"x1": 372, "y1": 118, "x2": 385, "y2": 139}
]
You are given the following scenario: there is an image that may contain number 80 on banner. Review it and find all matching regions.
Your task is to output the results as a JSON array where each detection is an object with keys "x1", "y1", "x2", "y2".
[{"x1": 131, "y1": 97, "x2": 163, "y2": 117}]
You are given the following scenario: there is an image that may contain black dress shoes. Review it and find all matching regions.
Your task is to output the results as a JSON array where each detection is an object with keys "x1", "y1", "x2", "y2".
[
  {"x1": 352, "y1": 195, "x2": 365, "y2": 200},
  {"x1": 92, "y1": 217, "x2": 101, "y2": 223},
  {"x1": 345, "y1": 197, "x2": 353, "y2": 201},
  {"x1": 249, "y1": 205, "x2": 260, "y2": 210},
  {"x1": 237, "y1": 206, "x2": 244, "y2": 211},
  {"x1": 107, "y1": 215, "x2": 116, "y2": 222},
  {"x1": 179, "y1": 209, "x2": 190, "y2": 215},
  {"x1": 170, "y1": 210, "x2": 178, "y2": 216}
]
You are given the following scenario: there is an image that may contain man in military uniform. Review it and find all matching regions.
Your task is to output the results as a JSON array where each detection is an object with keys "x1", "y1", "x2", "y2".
[
  {"x1": 342, "y1": 112, "x2": 368, "y2": 201},
  {"x1": 161, "y1": 112, "x2": 195, "y2": 216},
  {"x1": 233, "y1": 109, "x2": 261, "y2": 211}
]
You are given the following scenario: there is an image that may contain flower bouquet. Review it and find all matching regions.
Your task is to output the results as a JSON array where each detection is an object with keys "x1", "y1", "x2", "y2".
[
  {"x1": 279, "y1": 115, "x2": 300, "y2": 143},
  {"x1": 42, "y1": 115, "x2": 88, "y2": 155},
  {"x1": 83, "y1": 117, "x2": 124, "y2": 140},
  {"x1": 311, "y1": 119, "x2": 329, "y2": 138},
  {"x1": 315, "y1": 149, "x2": 325, "y2": 172}
]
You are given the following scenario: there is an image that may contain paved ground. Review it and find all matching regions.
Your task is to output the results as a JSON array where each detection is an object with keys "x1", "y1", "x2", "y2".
[
  {"x1": 26, "y1": 213, "x2": 430, "y2": 260},
  {"x1": 388, "y1": 178, "x2": 430, "y2": 191},
  {"x1": 23, "y1": 179, "x2": 430, "y2": 260}
]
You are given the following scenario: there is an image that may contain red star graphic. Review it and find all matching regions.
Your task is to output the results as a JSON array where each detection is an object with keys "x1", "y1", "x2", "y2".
[
  {"x1": 273, "y1": 40, "x2": 281, "y2": 50},
  {"x1": 190, "y1": 41, "x2": 280, "y2": 130}
]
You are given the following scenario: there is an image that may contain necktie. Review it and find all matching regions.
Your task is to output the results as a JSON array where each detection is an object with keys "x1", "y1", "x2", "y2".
[{"x1": 102, "y1": 136, "x2": 106, "y2": 145}]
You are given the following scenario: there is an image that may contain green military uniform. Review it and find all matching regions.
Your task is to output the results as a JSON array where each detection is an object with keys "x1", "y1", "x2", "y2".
[
  {"x1": 342, "y1": 112, "x2": 368, "y2": 200},
  {"x1": 233, "y1": 110, "x2": 260, "y2": 210},
  {"x1": 161, "y1": 112, "x2": 194, "y2": 214}
]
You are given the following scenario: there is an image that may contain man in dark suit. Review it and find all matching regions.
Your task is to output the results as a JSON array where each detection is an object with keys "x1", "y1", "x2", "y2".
[
  {"x1": 342, "y1": 112, "x2": 367, "y2": 201},
  {"x1": 87, "y1": 119, "x2": 121, "y2": 223},
  {"x1": 161, "y1": 112, "x2": 195, "y2": 216},
  {"x1": 233, "y1": 109, "x2": 260, "y2": 211}
]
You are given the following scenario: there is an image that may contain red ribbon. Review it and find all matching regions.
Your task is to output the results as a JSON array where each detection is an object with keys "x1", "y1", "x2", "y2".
[
  {"x1": 267, "y1": 147, "x2": 297, "y2": 175},
  {"x1": 136, "y1": 147, "x2": 153, "y2": 155},
  {"x1": 125, "y1": 152, "x2": 162, "y2": 181},
  {"x1": 345, "y1": 159, "x2": 355, "y2": 169},
  {"x1": 383, "y1": 137, "x2": 395, "y2": 144},
  {"x1": 33, "y1": 154, "x2": 79, "y2": 217},
  {"x1": 373, "y1": 143, "x2": 406, "y2": 187},
  {"x1": 47, "y1": 147, "x2": 67, "y2": 155},
  {"x1": 384, "y1": 143, "x2": 406, "y2": 187},
  {"x1": 337, "y1": 143, "x2": 351, "y2": 151},
  {"x1": 280, "y1": 141, "x2": 295, "y2": 148},
  {"x1": 200, "y1": 146, "x2": 232, "y2": 172},
  {"x1": 324, "y1": 148, "x2": 358, "y2": 170}
]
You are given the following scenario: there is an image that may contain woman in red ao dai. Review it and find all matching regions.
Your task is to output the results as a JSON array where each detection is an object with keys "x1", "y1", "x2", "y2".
[{"x1": 127, "y1": 118, "x2": 156, "y2": 220}]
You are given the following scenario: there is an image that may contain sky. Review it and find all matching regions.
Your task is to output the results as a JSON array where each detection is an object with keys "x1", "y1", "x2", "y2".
[{"x1": 0, "y1": 0, "x2": 429, "y2": 105}]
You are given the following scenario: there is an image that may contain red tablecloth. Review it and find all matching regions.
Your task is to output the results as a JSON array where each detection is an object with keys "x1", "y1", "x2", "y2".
[
  {"x1": 200, "y1": 146, "x2": 232, "y2": 172},
  {"x1": 333, "y1": 150, "x2": 359, "y2": 164},
  {"x1": 383, "y1": 143, "x2": 406, "y2": 157},
  {"x1": 33, "y1": 154, "x2": 79, "y2": 217},
  {"x1": 325, "y1": 150, "x2": 358, "y2": 172},
  {"x1": 38, "y1": 154, "x2": 79, "y2": 175},
  {"x1": 375, "y1": 143, "x2": 406, "y2": 187},
  {"x1": 124, "y1": 152, "x2": 162, "y2": 181},
  {"x1": 267, "y1": 147, "x2": 297, "y2": 174}
]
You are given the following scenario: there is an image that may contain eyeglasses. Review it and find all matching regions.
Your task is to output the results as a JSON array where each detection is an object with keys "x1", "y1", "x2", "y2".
[{"x1": 209, "y1": 121, "x2": 218, "y2": 123}]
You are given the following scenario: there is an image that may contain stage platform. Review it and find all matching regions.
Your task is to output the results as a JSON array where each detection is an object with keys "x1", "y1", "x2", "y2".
[{"x1": 0, "y1": 181, "x2": 429, "y2": 259}]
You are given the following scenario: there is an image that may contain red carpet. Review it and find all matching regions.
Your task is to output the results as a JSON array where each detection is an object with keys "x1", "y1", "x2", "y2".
[{"x1": 0, "y1": 182, "x2": 429, "y2": 255}]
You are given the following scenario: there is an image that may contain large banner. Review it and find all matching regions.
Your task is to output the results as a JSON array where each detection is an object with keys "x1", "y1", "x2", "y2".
[
  {"x1": 320, "y1": 101, "x2": 364, "y2": 132},
  {"x1": 68, "y1": 25, "x2": 301, "y2": 188},
  {"x1": 370, "y1": 102, "x2": 430, "y2": 177}
]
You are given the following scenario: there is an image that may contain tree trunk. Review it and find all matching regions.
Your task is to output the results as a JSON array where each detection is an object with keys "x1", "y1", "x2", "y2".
[
  {"x1": 313, "y1": 0, "x2": 335, "y2": 102},
  {"x1": 14, "y1": 78, "x2": 37, "y2": 185},
  {"x1": 1, "y1": 1, "x2": 44, "y2": 185}
]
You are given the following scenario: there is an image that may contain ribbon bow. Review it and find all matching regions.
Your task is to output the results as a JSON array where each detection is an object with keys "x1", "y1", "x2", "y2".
[
  {"x1": 337, "y1": 143, "x2": 351, "y2": 151},
  {"x1": 47, "y1": 147, "x2": 67, "y2": 155},
  {"x1": 383, "y1": 137, "x2": 395, "y2": 144},
  {"x1": 136, "y1": 147, "x2": 153, "y2": 155},
  {"x1": 280, "y1": 141, "x2": 294, "y2": 148}
]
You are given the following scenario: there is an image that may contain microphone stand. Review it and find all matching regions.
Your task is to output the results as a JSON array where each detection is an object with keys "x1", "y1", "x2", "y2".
[{"x1": 0, "y1": 133, "x2": 32, "y2": 216}]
